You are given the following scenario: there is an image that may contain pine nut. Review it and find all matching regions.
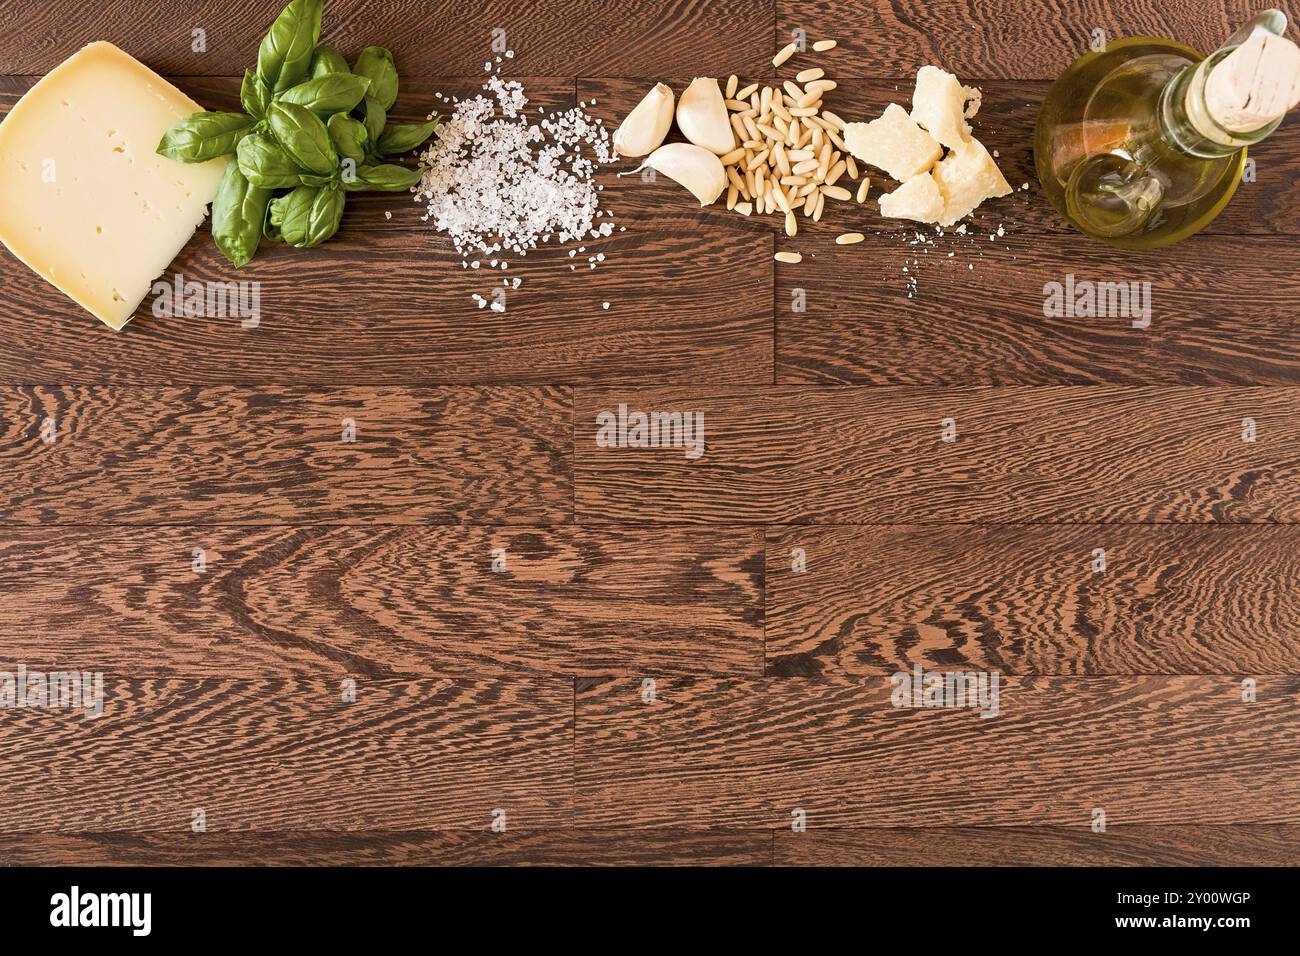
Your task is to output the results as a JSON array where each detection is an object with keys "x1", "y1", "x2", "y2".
[
  {"x1": 821, "y1": 185, "x2": 853, "y2": 201},
  {"x1": 773, "y1": 42, "x2": 798, "y2": 67},
  {"x1": 784, "y1": 210, "x2": 797, "y2": 236},
  {"x1": 856, "y1": 178, "x2": 870, "y2": 203},
  {"x1": 813, "y1": 39, "x2": 837, "y2": 52},
  {"x1": 774, "y1": 251, "x2": 802, "y2": 263},
  {"x1": 726, "y1": 74, "x2": 739, "y2": 98},
  {"x1": 796, "y1": 68, "x2": 825, "y2": 83},
  {"x1": 835, "y1": 232, "x2": 864, "y2": 244}
]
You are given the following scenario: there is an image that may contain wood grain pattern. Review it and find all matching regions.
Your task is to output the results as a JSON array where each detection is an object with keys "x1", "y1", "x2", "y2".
[
  {"x1": 0, "y1": 830, "x2": 771, "y2": 866},
  {"x1": 576, "y1": 676, "x2": 1300, "y2": 827},
  {"x1": 0, "y1": 386, "x2": 570, "y2": 524},
  {"x1": 576, "y1": 386, "x2": 1300, "y2": 524},
  {"x1": 0, "y1": 0, "x2": 773, "y2": 77},
  {"x1": 776, "y1": 0, "x2": 1266, "y2": 79},
  {"x1": 0, "y1": 76, "x2": 773, "y2": 386},
  {"x1": 774, "y1": 826, "x2": 1300, "y2": 866},
  {"x1": 0, "y1": 679, "x2": 572, "y2": 831},
  {"x1": 767, "y1": 525, "x2": 1300, "y2": 675},
  {"x1": 0, "y1": 525, "x2": 763, "y2": 677}
]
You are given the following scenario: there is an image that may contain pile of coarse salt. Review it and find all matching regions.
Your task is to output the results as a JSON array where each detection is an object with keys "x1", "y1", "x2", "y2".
[{"x1": 415, "y1": 65, "x2": 618, "y2": 309}]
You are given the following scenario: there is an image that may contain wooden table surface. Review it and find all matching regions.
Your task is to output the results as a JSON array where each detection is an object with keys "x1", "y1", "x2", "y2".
[{"x1": 0, "y1": 0, "x2": 1297, "y2": 867}]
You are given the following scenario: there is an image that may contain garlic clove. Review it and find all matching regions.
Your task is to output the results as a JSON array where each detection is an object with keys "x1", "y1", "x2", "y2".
[
  {"x1": 613, "y1": 82, "x2": 675, "y2": 158},
  {"x1": 676, "y1": 77, "x2": 737, "y2": 155},
  {"x1": 622, "y1": 142, "x2": 727, "y2": 206}
]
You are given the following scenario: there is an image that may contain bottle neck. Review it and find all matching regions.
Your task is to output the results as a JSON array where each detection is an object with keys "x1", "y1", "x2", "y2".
[{"x1": 1160, "y1": 52, "x2": 1280, "y2": 158}]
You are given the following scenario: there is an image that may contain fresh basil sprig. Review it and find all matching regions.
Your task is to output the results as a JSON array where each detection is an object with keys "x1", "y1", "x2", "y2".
[
  {"x1": 277, "y1": 73, "x2": 371, "y2": 116},
  {"x1": 352, "y1": 47, "x2": 399, "y2": 110},
  {"x1": 237, "y1": 133, "x2": 304, "y2": 189},
  {"x1": 211, "y1": 161, "x2": 272, "y2": 268},
  {"x1": 157, "y1": 111, "x2": 259, "y2": 163},
  {"x1": 267, "y1": 102, "x2": 338, "y2": 176},
  {"x1": 257, "y1": 0, "x2": 324, "y2": 94},
  {"x1": 156, "y1": 0, "x2": 438, "y2": 268}
]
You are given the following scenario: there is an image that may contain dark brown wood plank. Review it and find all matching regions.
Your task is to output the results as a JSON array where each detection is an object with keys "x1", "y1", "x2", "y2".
[
  {"x1": 775, "y1": 0, "x2": 1265, "y2": 79},
  {"x1": 0, "y1": 829, "x2": 771, "y2": 866},
  {"x1": 575, "y1": 676, "x2": 1300, "y2": 827},
  {"x1": 0, "y1": 76, "x2": 773, "y2": 386},
  {"x1": 0, "y1": 386, "x2": 570, "y2": 524},
  {"x1": 773, "y1": 825, "x2": 1300, "y2": 866},
  {"x1": 586, "y1": 77, "x2": 1300, "y2": 236},
  {"x1": 775, "y1": 230, "x2": 1300, "y2": 385},
  {"x1": 0, "y1": 0, "x2": 772, "y2": 77},
  {"x1": 767, "y1": 525, "x2": 1300, "y2": 676},
  {"x1": 0, "y1": 678, "x2": 571, "y2": 831},
  {"x1": 575, "y1": 386, "x2": 1300, "y2": 524},
  {"x1": 0, "y1": 525, "x2": 763, "y2": 677}
]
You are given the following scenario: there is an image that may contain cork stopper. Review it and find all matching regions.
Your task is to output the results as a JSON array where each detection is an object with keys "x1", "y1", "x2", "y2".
[{"x1": 1204, "y1": 31, "x2": 1300, "y2": 132}]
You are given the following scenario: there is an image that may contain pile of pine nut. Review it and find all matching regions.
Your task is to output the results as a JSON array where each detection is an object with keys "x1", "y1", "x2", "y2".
[{"x1": 717, "y1": 41, "x2": 870, "y2": 240}]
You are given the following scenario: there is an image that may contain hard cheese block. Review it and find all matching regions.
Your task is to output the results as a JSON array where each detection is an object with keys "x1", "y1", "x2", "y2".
[{"x1": 0, "y1": 42, "x2": 226, "y2": 330}]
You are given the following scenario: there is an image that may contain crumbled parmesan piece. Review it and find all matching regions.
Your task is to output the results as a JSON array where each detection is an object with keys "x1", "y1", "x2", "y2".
[
  {"x1": 932, "y1": 138, "x2": 1012, "y2": 227},
  {"x1": 879, "y1": 172, "x2": 945, "y2": 222},
  {"x1": 843, "y1": 104, "x2": 941, "y2": 182}
]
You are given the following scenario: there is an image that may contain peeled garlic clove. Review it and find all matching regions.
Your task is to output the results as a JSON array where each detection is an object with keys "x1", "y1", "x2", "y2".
[
  {"x1": 676, "y1": 77, "x2": 737, "y2": 155},
  {"x1": 624, "y1": 142, "x2": 726, "y2": 206},
  {"x1": 613, "y1": 82, "x2": 675, "y2": 158}
]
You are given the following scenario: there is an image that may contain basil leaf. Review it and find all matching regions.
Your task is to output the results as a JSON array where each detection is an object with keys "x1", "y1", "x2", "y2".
[
  {"x1": 157, "y1": 111, "x2": 258, "y2": 163},
  {"x1": 298, "y1": 172, "x2": 335, "y2": 187},
  {"x1": 236, "y1": 132, "x2": 304, "y2": 189},
  {"x1": 327, "y1": 113, "x2": 368, "y2": 164},
  {"x1": 352, "y1": 47, "x2": 398, "y2": 110},
  {"x1": 267, "y1": 101, "x2": 338, "y2": 176},
  {"x1": 277, "y1": 73, "x2": 371, "y2": 117},
  {"x1": 240, "y1": 69, "x2": 272, "y2": 119},
  {"x1": 211, "y1": 159, "x2": 271, "y2": 268},
  {"x1": 378, "y1": 119, "x2": 439, "y2": 156},
  {"x1": 257, "y1": 0, "x2": 324, "y2": 94},
  {"x1": 361, "y1": 96, "x2": 387, "y2": 146},
  {"x1": 344, "y1": 163, "x2": 423, "y2": 192},
  {"x1": 310, "y1": 45, "x2": 350, "y2": 79},
  {"x1": 273, "y1": 184, "x2": 346, "y2": 248}
]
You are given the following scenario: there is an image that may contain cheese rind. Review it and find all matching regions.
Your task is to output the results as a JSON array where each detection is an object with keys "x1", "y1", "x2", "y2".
[
  {"x1": 0, "y1": 42, "x2": 226, "y2": 330},
  {"x1": 843, "y1": 104, "x2": 942, "y2": 182},
  {"x1": 879, "y1": 172, "x2": 945, "y2": 222},
  {"x1": 932, "y1": 138, "x2": 1012, "y2": 227}
]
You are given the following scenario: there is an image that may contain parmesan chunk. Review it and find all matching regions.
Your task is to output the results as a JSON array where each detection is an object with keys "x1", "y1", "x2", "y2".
[
  {"x1": 932, "y1": 138, "x2": 1012, "y2": 226},
  {"x1": 843, "y1": 103, "x2": 942, "y2": 182},
  {"x1": 910, "y1": 65, "x2": 981, "y2": 149},
  {"x1": 0, "y1": 42, "x2": 226, "y2": 330},
  {"x1": 879, "y1": 172, "x2": 945, "y2": 222}
]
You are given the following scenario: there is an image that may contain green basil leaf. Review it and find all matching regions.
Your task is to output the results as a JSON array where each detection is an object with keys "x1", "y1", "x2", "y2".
[
  {"x1": 327, "y1": 113, "x2": 368, "y2": 164},
  {"x1": 236, "y1": 133, "x2": 304, "y2": 189},
  {"x1": 263, "y1": 200, "x2": 283, "y2": 242},
  {"x1": 352, "y1": 47, "x2": 398, "y2": 110},
  {"x1": 267, "y1": 101, "x2": 338, "y2": 176},
  {"x1": 277, "y1": 73, "x2": 371, "y2": 117},
  {"x1": 360, "y1": 96, "x2": 387, "y2": 146},
  {"x1": 344, "y1": 163, "x2": 423, "y2": 192},
  {"x1": 309, "y1": 45, "x2": 350, "y2": 79},
  {"x1": 257, "y1": 0, "x2": 324, "y2": 94},
  {"x1": 298, "y1": 172, "x2": 335, "y2": 187},
  {"x1": 157, "y1": 111, "x2": 258, "y2": 163},
  {"x1": 273, "y1": 184, "x2": 346, "y2": 248},
  {"x1": 211, "y1": 159, "x2": 271, "y2": 268},
  {"x1": 240, "y1": 69, "x2": 272, "y2": 119},
  {"x1": 378, "y1": 118, "x2": 440, "y2": 156}
]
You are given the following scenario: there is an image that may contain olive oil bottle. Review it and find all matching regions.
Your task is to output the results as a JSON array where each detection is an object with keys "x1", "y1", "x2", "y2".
[{"x1": 1035, "y1": 10, "x2": 1300, "y2": 248}]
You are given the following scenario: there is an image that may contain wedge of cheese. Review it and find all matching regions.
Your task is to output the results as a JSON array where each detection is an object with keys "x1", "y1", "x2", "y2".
[
  {"x1": 0, "y1": 42, "x2": 226, "y2": 330},
  {"x1": 843, "y1": 104, "x2": 942, "y2": 182},
  {"x1": 879, "y1": 172, "x2": 945, "y2": 222}
]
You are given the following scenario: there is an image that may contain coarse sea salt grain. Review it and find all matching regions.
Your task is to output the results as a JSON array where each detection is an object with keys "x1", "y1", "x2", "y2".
[{"x1": 415, "y1": 74, "x2": 618, "y2": 305}]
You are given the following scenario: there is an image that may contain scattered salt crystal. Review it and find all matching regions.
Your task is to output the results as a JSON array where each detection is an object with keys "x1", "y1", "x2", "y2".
[
  {"x1": 602, "y1": 302, "x2": 610, "y2": 310},
  {"x1": 384, "y1": 211, "x2": 392, "y2": 220}
]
